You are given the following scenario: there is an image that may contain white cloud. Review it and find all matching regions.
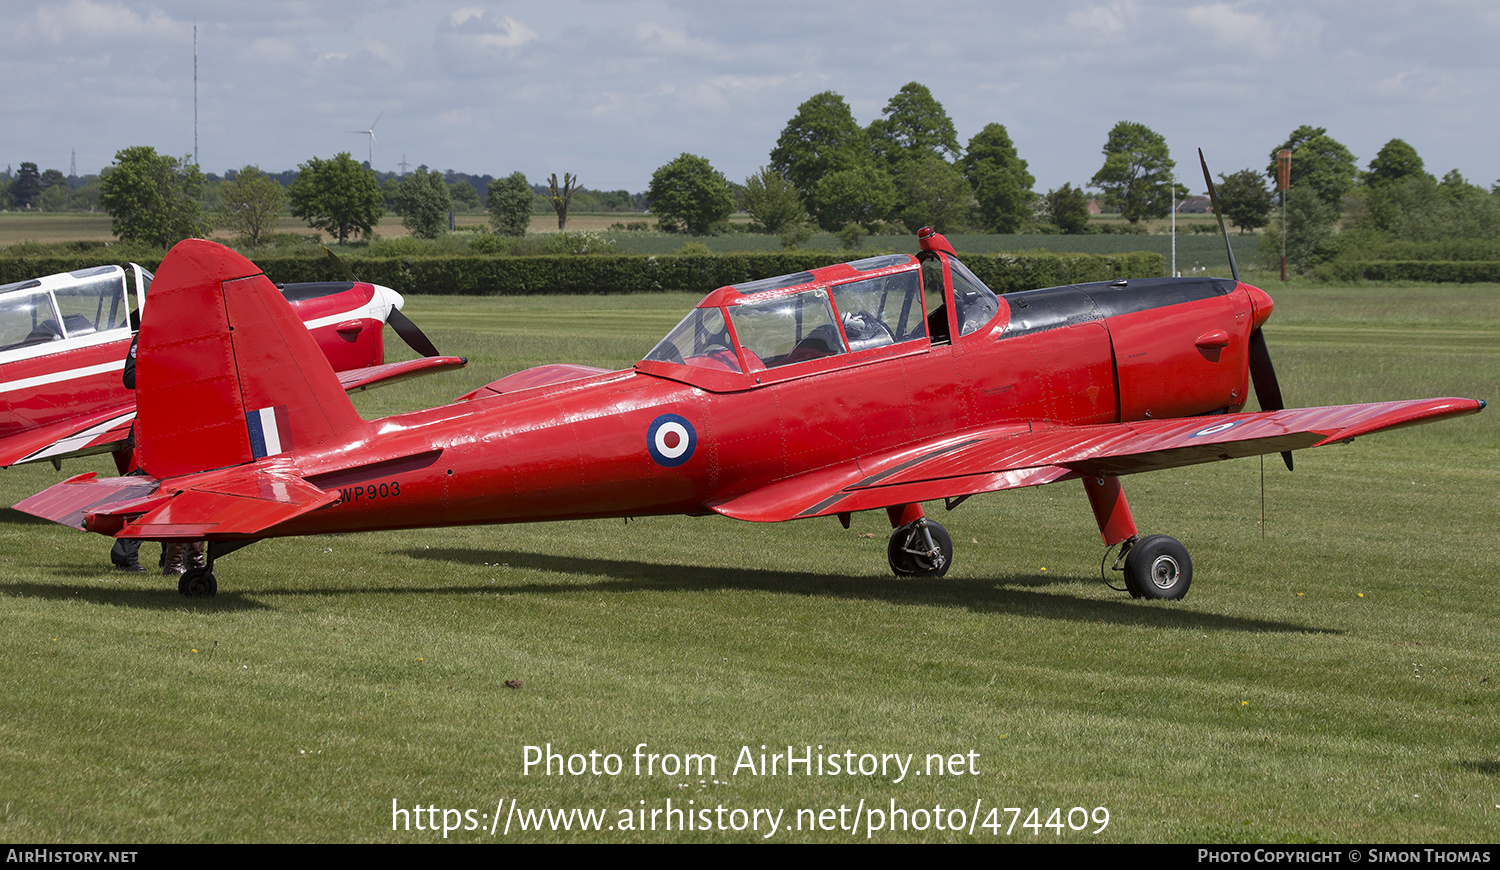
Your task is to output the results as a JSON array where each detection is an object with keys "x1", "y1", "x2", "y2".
[
  {"x1": 21, "y1": 0, "x2": 181, "y2": 44},
  {"x1": 442, "y1": 9, "x2": 537, "y2": 50}
]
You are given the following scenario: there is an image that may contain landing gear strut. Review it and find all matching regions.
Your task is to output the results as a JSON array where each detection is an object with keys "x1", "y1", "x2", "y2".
[
  {"x1": 1084, "y1": 475, "x2": 1193, "y2": 600},
  {"x1": 887, "y1": 518, "x2": 953, "y2": 577}
]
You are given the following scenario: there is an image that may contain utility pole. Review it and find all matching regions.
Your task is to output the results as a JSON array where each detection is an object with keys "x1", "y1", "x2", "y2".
[{"x1": 193, "y1": 21, "x2": 199, "y2": 166}]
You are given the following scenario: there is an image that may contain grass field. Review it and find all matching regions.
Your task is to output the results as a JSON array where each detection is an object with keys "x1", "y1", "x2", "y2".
[
  {"x1": 1, "y1": 212, "x2": 1259, "y2": 274},
  {"x1": 0, "y1": 281, "x2": 1496, "y2": 843}
]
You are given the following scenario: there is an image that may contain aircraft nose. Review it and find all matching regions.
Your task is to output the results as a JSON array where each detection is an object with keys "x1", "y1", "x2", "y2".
[{"x1": 1245, "y1": 283, "x2": 1275, "y2": 330}]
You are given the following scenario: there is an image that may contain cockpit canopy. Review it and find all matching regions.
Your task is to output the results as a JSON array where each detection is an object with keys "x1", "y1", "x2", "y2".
[
  {"x1": 641, "y1": 251, "x2": 1000, "y2": 386},
  {"x1": 0, "y1": 266, "x2": 142, "y2": 354}
]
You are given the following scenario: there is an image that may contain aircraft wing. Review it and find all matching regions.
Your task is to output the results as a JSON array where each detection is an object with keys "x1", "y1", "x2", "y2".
[
  {"x1": 336, "y1": 356, "x2": 467, "y2": 393},
  {"x1": 711, "y1": 397, "x2": 1485, "y2": 523},
  {"x1": 0, "y1": 408, "x2": 137, "y2": 469},
  {"x1": 14, "y1": 466, "x2": 339, "y2": 540}
]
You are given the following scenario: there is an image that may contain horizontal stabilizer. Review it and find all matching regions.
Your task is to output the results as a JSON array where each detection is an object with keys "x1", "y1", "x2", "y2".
[
  {"x1": 116, "y1": 471, "x2": 339, "y2": 540},
  {"x1": 13, "y1": 472, "x2": 162, "y2": 531}
]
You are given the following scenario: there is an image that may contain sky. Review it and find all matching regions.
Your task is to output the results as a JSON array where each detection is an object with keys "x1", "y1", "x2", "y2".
[{"x1": 5, "y1": 0, "x2": 1500, "y2": 196}]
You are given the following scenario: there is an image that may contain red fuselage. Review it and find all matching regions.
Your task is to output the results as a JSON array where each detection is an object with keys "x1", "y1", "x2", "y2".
[{"x1": 256, "y1": 258, "x2": 1268, "y2": 538}]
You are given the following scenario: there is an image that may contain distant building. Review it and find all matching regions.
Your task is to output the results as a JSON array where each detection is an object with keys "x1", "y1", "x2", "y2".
[
  {"x1": 1086, "y1": 198, "x2": 1103, "y2": 215},
  {"x1": 1175, "y1": 195, "x2": 1212, "y2": 214}
]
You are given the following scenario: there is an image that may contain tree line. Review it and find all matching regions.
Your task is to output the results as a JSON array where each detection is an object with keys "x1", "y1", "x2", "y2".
[{"x1": 8, "y1": 83, "x2": 1500, "y2": 269}]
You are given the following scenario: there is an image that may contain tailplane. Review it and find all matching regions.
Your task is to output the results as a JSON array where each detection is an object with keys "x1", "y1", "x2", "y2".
[{"x1": 135, "y1": 240, "x2": 362, "y2": 478}]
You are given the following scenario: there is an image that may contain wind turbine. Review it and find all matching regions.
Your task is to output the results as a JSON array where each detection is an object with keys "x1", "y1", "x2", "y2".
[{"x1": 349, "y1": 111, "x2": 383, "y2": 167}]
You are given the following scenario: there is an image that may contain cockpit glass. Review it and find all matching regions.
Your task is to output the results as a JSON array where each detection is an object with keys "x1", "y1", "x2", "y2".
[
  {"x1": 946, "y1": 254, "x2": 1000, "y2": 336},
  {"x1": 643, "y1": 307, "x2": 742, "y2": 372},
  {"x1": 829, "y1": 270, "x2": 925, "y2": 348},
  {"x1": 53, "y1": 272, "x2": 130, "y2": 337},
  {"x1": 730, "y1": 288, "x2": 846, "y2": 369}
]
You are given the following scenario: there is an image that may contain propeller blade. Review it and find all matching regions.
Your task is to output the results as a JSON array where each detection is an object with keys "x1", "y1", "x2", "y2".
[
  {"x1": 386, "y1": 306, "x2": 441, "y2": 358},
  {"x1": 1201, "y1": 150, "x2": 1283, "y2": 466},
  {"x1": 1248, "y1": 328, "x2": 1293, "y2": 470},
  {"x1": 1198, "y1": 148, "x2": 1240, "y2": 283},
  {"x1": 321, "y1": 246, "x2": 359, "y2": 282},
  {"x1": 323, "y1": 245, "x2": 441, "y2": 358}
]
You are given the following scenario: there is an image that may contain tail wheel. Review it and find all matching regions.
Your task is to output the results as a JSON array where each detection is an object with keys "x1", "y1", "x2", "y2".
[
  {"x1": 179, "y1": 567, "x2": 218, "y2": 598},
  {"x1": 888, "y1": 519, "x2": 953, "y2": 578},
  {"x1": 1122, "y1": 534, "x2": 1192, "y2": 600}
]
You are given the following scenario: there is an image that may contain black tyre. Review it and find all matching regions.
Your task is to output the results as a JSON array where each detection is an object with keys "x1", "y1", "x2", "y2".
[
  {"x1": 887, "y1": 520, "x2": 953, "y2": 578},
  {"x1": 179, "y1": 567, "x2": 218, "y2": 598},
  {"x1": 1122, "y1": 535, "x2": 1191, "y2": 600}
]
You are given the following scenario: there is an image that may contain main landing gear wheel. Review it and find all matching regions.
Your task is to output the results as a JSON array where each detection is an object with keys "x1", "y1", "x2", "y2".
[
  {"x1": 887, "y1": 519, "x2": 953, "y2": 578},
  {"x1": 1122, "y1": 535, "x2": 1191, "y2": 600},
  {"x1": 179, "y1": 567, "x2": 218, "y2": 598}
]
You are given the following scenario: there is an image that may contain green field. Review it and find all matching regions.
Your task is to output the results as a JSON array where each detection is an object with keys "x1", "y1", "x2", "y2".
[
  {"x1": 1, "y1": 211, "x2": 1259, "y2": 276},
  {"x1": 1, "y1": 282, "x2": 1496, "y2": 842}
]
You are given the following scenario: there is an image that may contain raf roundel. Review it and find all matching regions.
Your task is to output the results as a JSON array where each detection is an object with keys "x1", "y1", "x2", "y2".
[{"x1": 647, "y1": 413, "x2": 697, "y2": 467}]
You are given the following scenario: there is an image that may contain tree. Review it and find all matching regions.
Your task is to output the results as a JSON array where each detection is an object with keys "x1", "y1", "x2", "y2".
[
  {"x1": 394, "y1": 167, "x2": 451, "y2": 239},
  {"x1": 38, "y1": 169, "x2": 69, "y2": 212},
  {"x1": 769, "y1": 91, "x2": 868, "y2": 202},
  {"x1": 867, "y1": 82, "x2": 960, "y2": 170},
  {"x1": 288, "y1": 152, "x2": 383, "y2": 244},
  {"x1": 1266, "y1": 126, "x2": 1359, "y2": 209},
  {"x1": 1365, "y1": 138, "x2": 1430, "y2": 188},
  {"x1": 811, "y1": 164, "x2": 896, "y2": 231},
  {"x1": 1090, "y1": 121, "x2": 1175, "y2": 223},
  {"x1": 1260, "y1": 185, "x2": 1338, "y2": 273},
  {"x1": 487, "y1": 172, "x2": 534, "y2": 236},
  {"x1": 741, "y1": 166, "x2": 805, "y2": 234},
  {"x1": 1214, "y1": 168, "x2": 1273, "y2": 233},
  {"x1": 647, "y1": 153, "x2": 736, "y2": 235},
  {"x1": 548, "y1": 172, "x2": 578, "y2": 230},
  {"x1": 99, "y1": 146, "x2": 210, "y2": 248},
  {"x1": 217, "y1": 165, "x2": 286, "y2": 248},
  {"x1": 12, "y1": 162, "x2": 42, "y2": 209},
  {"x1": 1044, "y1": 184, "x2": 1091, "y2": 234},
  {"x1": 962, "y1": 123, "x2": 1035, "y2": 233},
  {"x1": 447, "y1": 179, "x2": 481, "y2": 210},
  {"x1": 893, "y1": 155, "x2": 972, "y2": 234}
]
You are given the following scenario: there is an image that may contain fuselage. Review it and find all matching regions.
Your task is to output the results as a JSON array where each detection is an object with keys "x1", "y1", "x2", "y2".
[{"x1": 265, "y1": 253, "x2": 1270, "y2": 539}]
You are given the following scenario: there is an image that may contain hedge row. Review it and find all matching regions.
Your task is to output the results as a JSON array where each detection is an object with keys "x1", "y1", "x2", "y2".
[
  {"x1": 1314, "y1": 259, "x2": 1500, "y2": 283},
  {"x1": 1, "y1": 250, "x2": 1165, "y2": 296}
]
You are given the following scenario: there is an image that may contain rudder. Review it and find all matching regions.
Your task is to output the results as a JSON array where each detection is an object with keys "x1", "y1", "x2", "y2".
[{"x1": 135, "y1": 240, "x2": 362, "y2": 478}]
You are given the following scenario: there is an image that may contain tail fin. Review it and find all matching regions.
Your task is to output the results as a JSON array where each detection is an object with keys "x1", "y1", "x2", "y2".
[{"x1": 135, "y1": 240, "x2": 362, "y2": 478}]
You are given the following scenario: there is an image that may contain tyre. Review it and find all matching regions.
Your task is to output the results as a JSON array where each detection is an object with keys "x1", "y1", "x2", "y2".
[
  {"x1": 1122, "y1": 534, "x2": 1191, "y2": 600},
  {"x1": 887, "y1": 520, "x2": 953, "y2": 578},
  {"x1": 178, "y1": 567, "x2": 218, "y2": 598}
]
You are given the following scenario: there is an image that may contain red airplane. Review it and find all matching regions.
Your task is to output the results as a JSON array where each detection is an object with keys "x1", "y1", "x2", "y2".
[
  {"x1": 14, "y1": 229, "x2": 1485, "y2": 599},
  {"x1": 0, "y1": 258, "x2": 462, "y2": 472}
]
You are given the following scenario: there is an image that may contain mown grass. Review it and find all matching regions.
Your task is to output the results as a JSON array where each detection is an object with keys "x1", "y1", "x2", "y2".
[
  {"x1": 0, "y1": 282, "x2": 1495, "y2": 842},
  {"x1": 1, "y1": 212, "x2": 1257, "y2": 273}
]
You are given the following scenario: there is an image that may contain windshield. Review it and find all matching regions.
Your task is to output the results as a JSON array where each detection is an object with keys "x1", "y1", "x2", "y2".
[
  {"x1": 947, "y1": 254, "x2": 1000, "y2": 336},
  {"x1": 643, "y1": 307, "x2": 742, "y2": 372}
]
